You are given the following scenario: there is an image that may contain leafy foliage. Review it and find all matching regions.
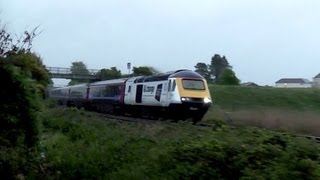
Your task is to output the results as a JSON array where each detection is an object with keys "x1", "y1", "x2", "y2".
[
  {"x1": 132, "y1": 66, "x2": 156, "y2": 76},
  {"x1": 5, "y1": 52, "x2": 50, "y2": 97},
  {"x1": 194, "y1": 62, "x2": 211, "y2": 81},
  {"x1": 0, "y1": 61, "x2": 45, "y2": 179},
  {"x1": 209, "y1": 54, "x2": 230, "y2": 81},
  {"x1": 39, "y1": 108, "x2": 157, "y2": 179},
  {"x1": 218, "y1": 68, "x2": 240, "y2": 85},
  {"x1": 70, "y1": 61, "x2": 89, "y2": 75},
  {"x1": 0, "y1": 22, "x2": 49, "y2": 178},
  {"x1": 195, "y1": 54, "x2": 240, "y2": 84},
  {"x1": 69, "y1": 61, "x2": 90, "y2": 85},
  {"x1": 32, "y1": 107, "x2": 320, "y2": 179},
  {"x1": 0, "y1": 64, "x2": 41, "y2": 147},
  {"x1": 159, "y1": 128, "x2": 320, "y2": 179},
  {"x1": 0, "y1": 24, "x2": 48, "y2": 148},
  {"x1": 96, "y1": 67, "x2": 121, "y2": 80}
]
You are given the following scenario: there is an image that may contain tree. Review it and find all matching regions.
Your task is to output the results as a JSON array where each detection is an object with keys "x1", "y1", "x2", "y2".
[
  {"x1": 210, "y1": 54, "x2": 230, "y2": 82},
  {"x1": 97, "y1": 67, "x2": 122, "y2": 80},
  {"x1": 147, "y1": 66, "x2": 161, "y2": 75},
  {"x1": 132, "y1": 66, "x2": 155, "y2": 76},
  {"x1": 70, "y1": 61, "x2": 89, "y2": 75},
  {"x1": 0, "y1": 64, "x2": 41, "y2": 147},
  {"x1": 0, "y1": 21, "x2": 47, "y2": 149},
  {"x1": 0, "y1": 19, "x2": 50, "y2": 177},
  {"x1": 194, "y1": 62, "x2": 211, "y2": 81},
  {"x1": 218, "y1": 68, "x2": 240, "y2": 85},
  {"x1": 1, "y1": 23, "x2": 39, "y2": 57},
  {"x1": 69, "y1": 61, "x2": 90, "y2": 85},
  {"x1": 6, "y1": 52, "x2": 49, "y2": 97}
]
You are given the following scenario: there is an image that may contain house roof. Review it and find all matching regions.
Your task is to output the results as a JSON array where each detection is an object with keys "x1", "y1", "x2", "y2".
[
  {"x1": 314, "y1": 73, "x2": 320, "y2": 79},
  {"x1": 241, "y1": 82, "x2": 259, "y2": 87},
  {"x1": 275, "y1": 78, "x2": 311, "y2": 84}
]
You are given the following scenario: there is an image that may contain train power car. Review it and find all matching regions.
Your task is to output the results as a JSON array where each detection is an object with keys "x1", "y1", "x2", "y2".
[
  {"x1": 49, "y1": 69, "x2": 212, "y2": 123},
  {"x1": 123, "y1": 70, "x2": 212, "y2": 122}
]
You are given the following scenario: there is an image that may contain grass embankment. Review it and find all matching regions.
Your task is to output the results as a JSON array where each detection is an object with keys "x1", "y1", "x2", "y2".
[
  {"x1": 210, "y1": 85, "x2": 320, "y2": 110},
  {"x1": 37, "y1": 107, "x2": 320, "y2": 179},
  {"x1": 205, "y1": 85, "x2": 320, "y2": 135}
]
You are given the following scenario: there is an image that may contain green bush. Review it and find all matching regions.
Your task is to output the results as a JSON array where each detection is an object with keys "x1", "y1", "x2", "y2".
[
  {"x1": 0, "y1": 53, "x2": 49, "y2": 178},
  {"x1": 158, "y1": 128, "x2": 320, "y2": 179},
  {"x1": 0, "y1": 64, "x2": 40, "y2": 147},
  {"x1": 39, "y1": 108, "x2": 157, "y2": 179},
  {"x1": 37, "y1": 108, "x2": 320, "y2": 179}
]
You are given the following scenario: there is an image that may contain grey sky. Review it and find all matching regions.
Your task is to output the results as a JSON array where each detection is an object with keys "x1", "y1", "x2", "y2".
[{"x1": 2, "y1": 0, "x2": 320, "y2": 85}]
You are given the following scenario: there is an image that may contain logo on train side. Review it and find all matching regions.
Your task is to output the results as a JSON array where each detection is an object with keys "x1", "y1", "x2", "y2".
[{"x1": 143, "y1": 85, "x2": 155, "y2": 93}]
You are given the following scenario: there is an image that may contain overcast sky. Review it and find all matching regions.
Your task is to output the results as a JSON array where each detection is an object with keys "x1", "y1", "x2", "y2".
[{"x1": 2, "y1": 0, "x2": 320, "y2": 86}]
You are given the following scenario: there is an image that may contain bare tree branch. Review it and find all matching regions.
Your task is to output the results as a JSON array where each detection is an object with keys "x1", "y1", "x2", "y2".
[{"x1": 0, "y1": 21, "x2": 41, "y2": 57}]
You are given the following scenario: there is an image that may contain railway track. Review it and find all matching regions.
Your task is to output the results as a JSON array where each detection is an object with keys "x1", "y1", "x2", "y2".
[
  {"x1": 100, "y1": 113, "x2": 162, "y2": 124},
  {"x1": 97, "y1": 112, "x2": 320, "y2": 143}
]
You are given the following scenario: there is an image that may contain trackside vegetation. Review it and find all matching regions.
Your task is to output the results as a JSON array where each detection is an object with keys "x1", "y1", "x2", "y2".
[
  {"x1": 1, "y1": 77, "x2": 320, "y2": 178},
  {"x1": 205, "y1": 85, "x2": 320, "y2": 136},
  {"x1": 33, "y1": 107, "x2": 320, "y2": 179},
  {"x1": 0, "y1": 24, "x2": 49, "y2": 178},
  {"x1": 209, "y1": 85, "x2": 320, "y2": 111}
]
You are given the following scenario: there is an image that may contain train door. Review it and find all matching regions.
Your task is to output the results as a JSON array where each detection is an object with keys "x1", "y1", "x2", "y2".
[
  {"x1": 163, "y1": 79, "x2": 176, "y2": 106},
  {"x1": 155, "y1": 84, "x2": 163, "y2": 102},
  {"x1": 135, "y1": 84, "x2": 143, "y2": 103},
  {"x1": 167, "y1": 79, "x2": 172, "y2": 101}
]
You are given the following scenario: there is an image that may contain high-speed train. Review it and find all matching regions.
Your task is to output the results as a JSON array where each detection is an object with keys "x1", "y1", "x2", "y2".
[{"x1": 49, "y1": 69, "x2": 212, "y2": 123}]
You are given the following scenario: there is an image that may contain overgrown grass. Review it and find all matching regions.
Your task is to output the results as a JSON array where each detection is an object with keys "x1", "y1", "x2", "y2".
[
  {"x1": 4, "y1": 85, "x2": 320, "y2": 178},
  {"x1": 205, "y1": 85, "x2": 320, "y2": 136},
  {"x1": 209, "y1": 85, "x2": 320, "y2": 111},
  {"x1": 35, "y1": 107, "x2": 320, "y2": 179}
]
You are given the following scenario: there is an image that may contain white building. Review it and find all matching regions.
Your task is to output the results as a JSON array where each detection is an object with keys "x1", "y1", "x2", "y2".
[
  {"x1": 313, "y1": 73, "x2": 320, "y2": 88},
  {"x1": 275, "y1": 78, "x2": 312, "y2": 88}
]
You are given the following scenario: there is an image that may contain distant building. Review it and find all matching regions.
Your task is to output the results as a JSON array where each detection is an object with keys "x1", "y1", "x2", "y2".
[
  {"x1": 241, "y1": 82, "x2": 259, "y2": 87},
  {"x1": 313, "y1": 73, "x2": 320, "y2": 88},
  {"x1": 275, "y1": 78, "x2": 312, "y2": 88}
]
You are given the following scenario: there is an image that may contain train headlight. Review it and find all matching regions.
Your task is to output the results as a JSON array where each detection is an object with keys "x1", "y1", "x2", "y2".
[
  {"x1": 181, "y1": 97, "x2": 186, "y2": 101},
  {"x1": 203, "y1": 97, "x2": 212, "y2": 103}
]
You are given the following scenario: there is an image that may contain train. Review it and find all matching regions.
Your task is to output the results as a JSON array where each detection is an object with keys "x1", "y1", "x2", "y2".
[{"x1": 49, "y1": 69, "x2": 212, "y2": 123}]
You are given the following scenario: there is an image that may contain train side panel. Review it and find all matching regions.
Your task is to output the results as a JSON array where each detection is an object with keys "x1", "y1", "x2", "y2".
[
  {"x1": 49, "y1": 69, "x2": 212, "y2": 123},
  {"x1": 124, "y1": 78, "x2": 168, "y2": 106},
  {"x1": 67, "y1": 84, "x2": 88, "y2": 107},
  {"x1": 49, "y1": 87, "x2": 70, "y2": 105},
  {"x1": 87, "y1": 79, "x2": 127, "y2": 113}
]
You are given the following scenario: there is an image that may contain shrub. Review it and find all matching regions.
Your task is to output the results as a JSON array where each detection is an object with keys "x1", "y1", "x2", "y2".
[
  {"x1": 158, "y1": 128, "x2": 320, "y2": 179},
  {"x1": 0, "y1": 64, "x2": 40, "y2": 147}
]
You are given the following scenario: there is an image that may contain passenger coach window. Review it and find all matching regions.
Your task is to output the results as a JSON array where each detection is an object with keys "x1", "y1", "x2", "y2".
[
  {"x1": 182, "y1": 80, "x2": 205, "y2": 90},
  {"x1": 103, "y1": 86, "x2": 120, "y2": 97},
  {"x1": 168, "y1": 80, "x2": 171, "y2": 91}
]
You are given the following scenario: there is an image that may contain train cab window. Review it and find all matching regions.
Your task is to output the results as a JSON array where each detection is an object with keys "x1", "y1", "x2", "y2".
[
  {"x1": 128, "y1": 86, "x2": 131, "y2": 93},
  {"x1": 171, "y1": 80, "x2": 176, "y2": 91},
  {"x1": 168, "y1": 80, "x2": 171, "y2": 92},
  {"x1": 182, "y1": 79, "x2": 205, "y2": 90}
]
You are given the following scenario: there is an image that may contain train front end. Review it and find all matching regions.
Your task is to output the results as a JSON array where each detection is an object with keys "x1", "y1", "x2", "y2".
[{"x1": 168, "y1": 70, "x2": 212, "y2": 123}]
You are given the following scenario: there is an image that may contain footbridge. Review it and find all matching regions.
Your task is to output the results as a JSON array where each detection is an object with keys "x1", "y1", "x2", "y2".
[{"x1": 47, "y1": 67, "x2": 100, "y2": 80}]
